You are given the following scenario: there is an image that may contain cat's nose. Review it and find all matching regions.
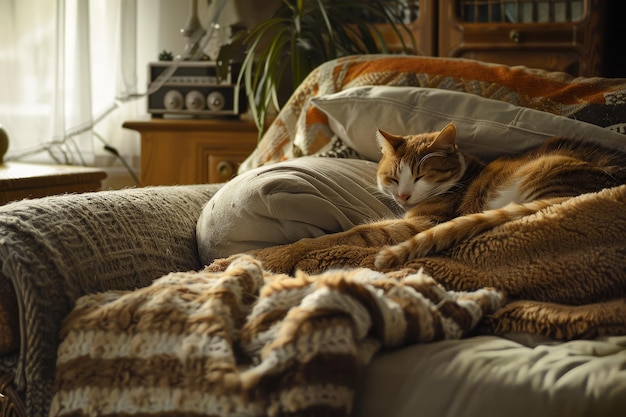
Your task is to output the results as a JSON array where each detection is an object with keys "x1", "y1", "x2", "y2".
[{"x1": 399, "y1": 193, "x2": 411, "y2": 202}]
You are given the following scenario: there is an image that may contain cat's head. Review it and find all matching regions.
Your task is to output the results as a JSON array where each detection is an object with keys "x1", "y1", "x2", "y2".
[{"x1": 376, "y1": 123, "x2": 467, "y2": 209}]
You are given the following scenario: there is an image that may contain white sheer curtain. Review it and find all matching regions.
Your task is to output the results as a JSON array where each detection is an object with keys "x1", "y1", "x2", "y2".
[{"x1": 0, "y1": 0, "x2": 159, "y2": 169}]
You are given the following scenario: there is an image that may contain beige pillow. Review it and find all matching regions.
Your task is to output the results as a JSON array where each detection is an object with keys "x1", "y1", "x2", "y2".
[{"x1": 311, "y1": 86, "x2": 626, "y2": 162}]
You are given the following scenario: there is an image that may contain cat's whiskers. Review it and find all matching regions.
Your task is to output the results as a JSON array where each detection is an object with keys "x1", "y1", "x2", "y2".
[
  {"x1": 413, "y1": 183, "x2": 454, "y2": 203},
  {"x1": 367, "y1": 185, "x2": 405, "y2": 213},
  {"x1": 413, "y1": 165, "x2": 468, "y2": 203}
]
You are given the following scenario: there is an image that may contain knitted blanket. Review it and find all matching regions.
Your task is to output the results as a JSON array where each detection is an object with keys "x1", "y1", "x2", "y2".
[
  {"x1": 0, "y1": 185, "x2": 220, "y2": 417},
  {"x1": 50, "y1": 255, "x2": 501, "y2": 417}
]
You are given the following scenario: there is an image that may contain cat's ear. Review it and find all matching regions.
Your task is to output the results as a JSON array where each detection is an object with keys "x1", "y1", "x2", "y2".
[
  {"x1": 376, "y1": 129, "x2": 404, "y2": 152},
  {"x1": 432, "y1": 123, "x2": 457, "y2": 152}
]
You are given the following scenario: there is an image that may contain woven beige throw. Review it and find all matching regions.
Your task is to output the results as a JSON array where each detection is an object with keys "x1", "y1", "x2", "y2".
[{"x1": 50, "y1": 255, "x2": 501, "y2": 417}]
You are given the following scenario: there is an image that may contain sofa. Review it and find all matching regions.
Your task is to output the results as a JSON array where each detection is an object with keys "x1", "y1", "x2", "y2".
[{"x1": 2, "y1": 55, "x2": 626, "y2": 417}]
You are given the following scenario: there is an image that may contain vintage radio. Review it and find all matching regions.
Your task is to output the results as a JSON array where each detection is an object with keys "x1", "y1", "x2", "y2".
[{"x1": 147, "y1": 61, "x2": 246, "y2": 118}]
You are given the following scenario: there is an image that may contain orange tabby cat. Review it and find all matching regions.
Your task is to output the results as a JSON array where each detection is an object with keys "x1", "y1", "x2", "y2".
[
  {"x1": 374, "y1": 123, "x2": 626, "y2": 268},
  {"x1": 229, "y1": 123, "x2": 626, "y2": 276}
]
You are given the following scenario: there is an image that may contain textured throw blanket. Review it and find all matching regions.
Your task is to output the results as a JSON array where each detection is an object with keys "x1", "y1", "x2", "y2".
[{"x1": 50, "y1": 256, "x2": 501, "y2": 417}]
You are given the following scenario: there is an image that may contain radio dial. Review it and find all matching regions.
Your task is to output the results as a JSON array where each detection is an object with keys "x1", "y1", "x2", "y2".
[
  {"x1": 185, "y1": 90, "x2": 205, "y2": 111},
  {"x1": 207, "y1": 91, "x2": 225, "y2": 111},
  {"x1": 163, "y1": 90, "x2": 184, "y2": 110}
]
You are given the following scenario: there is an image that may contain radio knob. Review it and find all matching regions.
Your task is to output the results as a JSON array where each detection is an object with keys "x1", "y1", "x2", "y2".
[
  {"x1": 206, "y1": 91, "x2": 225, "y2": 111},
  {"x1": 185, "y1": 90, "x2": 205, "y2": 111},
  {"x1": 163, "y1": 90, "x2": 184, "y2": 110}
]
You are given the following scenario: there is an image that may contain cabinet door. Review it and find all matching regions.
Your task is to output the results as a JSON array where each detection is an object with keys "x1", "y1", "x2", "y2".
[
  {"x1": 438, "y1": 0, "x2": 606, "y2": 76},
  {"x1": 124, "y1": 119, "x2": 258, "y2": 186},
  {"x1": 205, "y1": 151, "x2": 251, "y2": 184},
  {"x1": 370, "y1": 0, "x2": 437, "y2": 56}
]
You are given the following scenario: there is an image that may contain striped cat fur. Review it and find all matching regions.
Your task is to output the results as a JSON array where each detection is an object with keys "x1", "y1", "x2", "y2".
[
  {"x1": 50, "y1": 255, "x2": 501, "y2": 417},
  {"x1": 373, "y1": 123, "x2": 626, "y2": 268}
]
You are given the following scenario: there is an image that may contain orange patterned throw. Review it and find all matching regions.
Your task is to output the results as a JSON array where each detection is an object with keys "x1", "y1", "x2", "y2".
[{"x1": 241, "y1": 54, "x2": 626, "y2": 172}]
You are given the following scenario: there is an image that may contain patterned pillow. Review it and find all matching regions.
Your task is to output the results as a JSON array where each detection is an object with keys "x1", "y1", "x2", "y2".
[{"x1": 238, "y1": 54, "x2": 626, "y2": 173}]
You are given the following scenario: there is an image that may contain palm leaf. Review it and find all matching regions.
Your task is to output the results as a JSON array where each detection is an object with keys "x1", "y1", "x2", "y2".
[{"x1": 237, "y1": 0, "x2": 415, "y2": 135}]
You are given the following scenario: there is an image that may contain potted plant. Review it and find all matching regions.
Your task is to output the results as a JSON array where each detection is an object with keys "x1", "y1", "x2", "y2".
[{"x1": 225, "y1": 0, "x2": 415, "y2": 134}]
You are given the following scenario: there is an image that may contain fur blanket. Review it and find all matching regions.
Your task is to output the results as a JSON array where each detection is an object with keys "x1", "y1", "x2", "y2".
[
  {"x1": 211, "y1": 184, "x2": 626, "y2": 340},
  {"x1": 50, "y1": 256, "x2": 500, "y2": 417}
]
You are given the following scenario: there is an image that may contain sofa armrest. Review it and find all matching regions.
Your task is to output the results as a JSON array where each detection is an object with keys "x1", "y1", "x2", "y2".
[{"x1": 0, "y1": 183, "x2": 220, "y2": 417}]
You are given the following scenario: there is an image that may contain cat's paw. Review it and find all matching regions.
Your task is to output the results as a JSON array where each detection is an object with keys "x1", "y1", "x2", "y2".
[{"x1": 374, "y1": 242, "x2": 412, "y2": 269}]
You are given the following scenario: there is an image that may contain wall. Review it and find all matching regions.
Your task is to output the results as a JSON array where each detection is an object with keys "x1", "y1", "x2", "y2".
[{"x1": 158, "y1": 0, "x2": 237, "y2": 60}]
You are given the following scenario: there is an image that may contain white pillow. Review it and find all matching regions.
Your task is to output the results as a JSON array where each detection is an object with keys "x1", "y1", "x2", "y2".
[{"x1": 311, "y1": 86, "x2": 626, "y2": 161}]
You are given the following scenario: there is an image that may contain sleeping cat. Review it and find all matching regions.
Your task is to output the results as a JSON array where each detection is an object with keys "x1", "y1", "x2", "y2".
[
  {"x1": 373, "y1": 123, "x2": 626, "y2": 268},
  {"x1": 224, "y1": 122, "x2": 626, "y2": 276}
]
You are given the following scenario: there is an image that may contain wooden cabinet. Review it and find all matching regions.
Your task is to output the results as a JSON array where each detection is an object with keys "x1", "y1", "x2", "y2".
[
  {"x1": 377, "y1": 0, "x2": 606, "y2": 76},
  {"x1": 123, "y1": 118, "x2": 258, "y2": 186},
  {"x1": 0, "y1": 162, "x2": 106, "y2": 204},
  {"x1": 439, "y1": 0, "x2": 605, "y2": 76}
]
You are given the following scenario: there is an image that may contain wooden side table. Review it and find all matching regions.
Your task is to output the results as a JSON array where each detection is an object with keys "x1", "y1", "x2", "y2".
[
  {"x1": 0, "y1": 162, "x2": 107, "y2": 205},
  {"x1": 123, "y1": 118, "x2": 258, "y2": 186}
]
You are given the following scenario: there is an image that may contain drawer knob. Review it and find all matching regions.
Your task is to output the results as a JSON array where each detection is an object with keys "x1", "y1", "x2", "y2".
[
  {"x1": 509, "y1": 30, "x2": 521, "y2": 43},
  {"x1": 217, "y1": 161, "x2": 235, "y2": 178}
]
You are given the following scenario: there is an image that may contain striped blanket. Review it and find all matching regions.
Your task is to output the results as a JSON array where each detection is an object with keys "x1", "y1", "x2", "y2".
[{"x1": 50, "y1": 255, "x2": 501, "y2": 417}]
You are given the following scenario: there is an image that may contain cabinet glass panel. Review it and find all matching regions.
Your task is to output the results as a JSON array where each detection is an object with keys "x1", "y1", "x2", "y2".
[{"x1": 456, "y1": 0, "x2": 584, "y2": 23}]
